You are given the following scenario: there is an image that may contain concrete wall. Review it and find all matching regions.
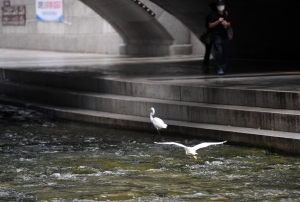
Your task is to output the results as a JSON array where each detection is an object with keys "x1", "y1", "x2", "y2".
[{"x1": 0, "y1": 0, "x2": 122, "y2": 54}]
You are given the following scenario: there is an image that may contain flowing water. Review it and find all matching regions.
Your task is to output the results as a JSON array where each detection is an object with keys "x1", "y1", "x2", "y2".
[{"x1": 1, "y1": 104, "x2": 300, "y2": 202}]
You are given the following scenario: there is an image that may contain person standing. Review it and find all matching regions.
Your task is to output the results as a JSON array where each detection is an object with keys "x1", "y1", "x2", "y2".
[
  {"x1": 209, "y1": 0, "x2": 231, "y2": 75},
  {"x1": 203, "y1": 2, "x2": 217, "y2": 74}
]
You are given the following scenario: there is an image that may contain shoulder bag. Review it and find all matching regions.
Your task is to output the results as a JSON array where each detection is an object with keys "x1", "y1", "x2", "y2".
[{"x1": 225, "y1": 11, "x2": 233, "y2": 40}]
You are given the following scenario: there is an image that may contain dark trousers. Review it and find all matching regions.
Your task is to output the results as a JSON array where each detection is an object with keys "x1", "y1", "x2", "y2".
[
  {"x1": 213, "y1": 36, "x2": 229, "y2": 74},
  {"x1": 204, "y1": 42, "x2": 213, "y2": 66}
]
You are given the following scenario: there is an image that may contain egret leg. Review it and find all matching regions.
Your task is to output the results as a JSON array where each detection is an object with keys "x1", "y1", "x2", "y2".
[{"x1": 156, "y1": 129, "x2": 160, "y2": 135}]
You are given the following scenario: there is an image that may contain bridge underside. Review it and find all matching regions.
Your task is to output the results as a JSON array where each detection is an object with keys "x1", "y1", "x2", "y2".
[
  {"x1": 80, "y1": 0, "x2": 174, "y2": 56},
  {"x1": 81, "y1": 0, "x2": 299, "y2": 60}
]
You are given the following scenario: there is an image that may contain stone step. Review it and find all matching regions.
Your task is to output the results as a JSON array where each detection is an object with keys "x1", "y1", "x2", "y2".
[
  {"x1": 2, "y1": 69, "x2": 300, "y2": 110},
  {"x1": 2, "y1": 80, "x2": 300, "y2": 133},
  {"x1": 0, "y1": 96, "x2": 299, "y2": 154}
]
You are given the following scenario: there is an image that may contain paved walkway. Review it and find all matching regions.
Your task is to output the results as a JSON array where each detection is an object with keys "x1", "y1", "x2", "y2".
[
  {"x1": 0, "y1": 48, "x2": 201, "y2": 68},
  {"x1": 1, "y1": 48, "x2": 300, "y2": 92}
]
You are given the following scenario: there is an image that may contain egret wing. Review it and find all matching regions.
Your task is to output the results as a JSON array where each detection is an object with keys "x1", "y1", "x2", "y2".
[
  {"x1": 154, "y1": 142, "x2": 186, "y2": 148},
  {"x1": 152, "y1": 117, "x2": 167, "y2": 129},
  {"x1": 192, "y1": 141, "x2": 226, "y2": 151}
]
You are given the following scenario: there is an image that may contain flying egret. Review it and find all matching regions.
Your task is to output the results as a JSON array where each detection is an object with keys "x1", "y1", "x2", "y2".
[
  {"x1": 148, "y1": 107, "x2": 167, "y2": 135},
  {"x1": 154, "y1": 141, "x2": 226, "y2": 159}
]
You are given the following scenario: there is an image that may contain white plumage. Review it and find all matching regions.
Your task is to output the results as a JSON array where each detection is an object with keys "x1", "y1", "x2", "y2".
[
  {"x1": 148, "y1": 107, "x2": 167, "y2": 135},
  {"x1": 154, "y1": 141, "x2": 226, "y2": 159}
]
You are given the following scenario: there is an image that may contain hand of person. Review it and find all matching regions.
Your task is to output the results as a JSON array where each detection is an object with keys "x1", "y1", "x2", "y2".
[
  {"x1": 222, "y1": 20, "x2": 228, "y2": 26},
  {"x1": 218, "y1": 18, "x2": 224, "y2": 22}
]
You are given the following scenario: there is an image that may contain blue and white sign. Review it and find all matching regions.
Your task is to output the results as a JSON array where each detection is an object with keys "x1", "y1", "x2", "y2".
[{"x1": 36, "y1": 0, "x2": 63, "y2": 22}]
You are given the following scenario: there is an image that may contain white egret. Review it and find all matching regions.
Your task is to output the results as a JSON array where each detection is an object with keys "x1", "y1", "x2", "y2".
[
  {"x1": 148, "y1": 107, "x2": 167, "y2": 135},
  {"x1": 154, "y1": 141, "x2": 226, "y2": 159}
]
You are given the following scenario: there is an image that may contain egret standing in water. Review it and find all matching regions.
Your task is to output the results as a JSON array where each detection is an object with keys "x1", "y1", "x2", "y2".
[
  {"x1": 155, "y1": 141, "x2": 226, "y2": 159},
  {"x1": 148, "y1": 107, "x2": 167, "y2": 135}
]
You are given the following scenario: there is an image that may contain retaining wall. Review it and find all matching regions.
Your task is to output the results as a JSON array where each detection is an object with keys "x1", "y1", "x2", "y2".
[{"x1": 0, "y1": 0, "x2": 122, "y2": 54}]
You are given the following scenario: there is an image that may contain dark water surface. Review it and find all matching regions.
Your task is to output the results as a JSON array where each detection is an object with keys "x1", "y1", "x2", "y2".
[{"x1": 1, "y1": 104, "x2": 300, "y2": 201}]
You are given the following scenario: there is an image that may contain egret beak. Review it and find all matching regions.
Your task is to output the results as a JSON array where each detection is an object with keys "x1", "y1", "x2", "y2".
[
  {"x1": 193, "y1": 156, "x2": 197, "y2": 160},
  {"x1": 147, "y1": 108, "x2": 151, "y2": 111}
]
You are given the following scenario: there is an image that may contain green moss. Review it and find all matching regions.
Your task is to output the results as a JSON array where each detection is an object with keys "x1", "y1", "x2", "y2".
[
  {"x1": 0, "y1": 183, "x2": 13, "y2": 188},
  {"x1": 98, "y1": 195, "x2": 134, "y2": 201},
  {"x1": 93, "y1": 192, "x2": 151, "y2": 201},
  {"x1": 98, "y1": 159, "x2": 157, "y2": 171},
  {"x1": 70, "y1": 169, "x2": 97, "y2": 175}
]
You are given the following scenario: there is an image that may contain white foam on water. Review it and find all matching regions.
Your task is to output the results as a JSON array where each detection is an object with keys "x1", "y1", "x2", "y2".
[
  {"x1": 0, "y1": 192, "x2": 9, "y2": 197},
  {"x1": 51, "y1": 173, "x2": 79, "y2": 181},
  {"x1": 16, "y1": 168, "x2": 24, "y2": 173},
  {"x1": 226, "y1": 174, "x2": 248, "y2": 180},
  {"x1": 146, "y1": 168, "x2": 167, "y2": 172},
  {"x1": 19, "y1": 158, "x2": 34, "y2": 162},
  {"x1": 192, "y1": 192, "x2": 208, "y2": 197},
  {"x1": 41, "y1": 151, "x2": 60, "y2": 154},
  {"x1": 205, "y1": 160, "x2": 224, "y2": 166},
  {"x1": 103, "y1": 170, "x2": 126, "y2": 176},
  {"x1": 16, "y1": 174, "x2": 28, "y2": 180}
]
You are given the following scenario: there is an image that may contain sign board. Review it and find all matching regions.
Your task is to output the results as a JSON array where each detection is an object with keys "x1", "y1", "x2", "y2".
[
  {"x1": 3, "y1": 1, "x2": 10, "y2": 7},
  {"x1": 1, "y1": 5, "x2": 26, "y2": 26},
  {"x1": 36, "y1": 0, "x2": 63, "y2": 22}
]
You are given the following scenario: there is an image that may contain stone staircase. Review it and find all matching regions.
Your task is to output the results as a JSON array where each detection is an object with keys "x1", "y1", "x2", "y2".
[{"x1": 1, "y1": 69, "x2": 300, "y2": 154}]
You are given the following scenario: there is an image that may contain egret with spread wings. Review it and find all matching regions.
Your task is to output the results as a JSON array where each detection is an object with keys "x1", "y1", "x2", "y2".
[{"x1": 155, "y1": 141, "x2": 226, "y2": 159}]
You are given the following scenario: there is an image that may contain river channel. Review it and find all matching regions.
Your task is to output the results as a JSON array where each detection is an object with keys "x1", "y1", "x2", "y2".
[{"x1": 1, "y1": 104, "x2": 300, "y2": 201}]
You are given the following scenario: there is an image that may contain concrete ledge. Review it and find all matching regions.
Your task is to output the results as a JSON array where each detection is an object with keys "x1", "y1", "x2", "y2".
[
  {"x1": 119, "y1": 44, "x2": 170, "y2": 56},
  {"x1": 1, "y1": 96, "x2": 300, "y2": 154},
  {"x1": 2, "y1": 80, "x2": 300, "y2": 133},
  {"x1": 169, "y1": 44, "x2": 192, "y2": 55},
  {"x1": 3, "y1": 69, "x2": 300, "y2": 110}
]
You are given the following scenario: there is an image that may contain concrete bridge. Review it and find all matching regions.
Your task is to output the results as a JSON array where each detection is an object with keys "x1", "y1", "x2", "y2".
[{"x1": 81, "y1": 0, "x2": 300, "y2": 60}]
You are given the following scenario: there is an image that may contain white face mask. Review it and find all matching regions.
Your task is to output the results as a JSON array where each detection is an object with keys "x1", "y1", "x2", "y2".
[{"x1": 217, "y1": 5, "x2": 225, "y2": 11}]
